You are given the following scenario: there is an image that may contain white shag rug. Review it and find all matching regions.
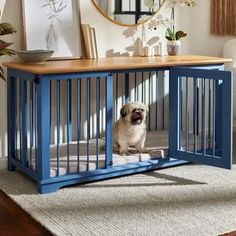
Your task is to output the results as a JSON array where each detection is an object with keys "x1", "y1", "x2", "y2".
[{"x1": 1, "y1": 164, "x2": 236, "y2": 236}]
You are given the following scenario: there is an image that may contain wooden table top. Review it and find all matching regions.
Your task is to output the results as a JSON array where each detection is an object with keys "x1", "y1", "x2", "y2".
[{"x1": 3, "y1": 55, "x2": 232, "y2": 75}]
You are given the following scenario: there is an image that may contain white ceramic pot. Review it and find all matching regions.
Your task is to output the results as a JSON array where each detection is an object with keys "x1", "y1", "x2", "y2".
[{"x1": 167, "y1": 40, "x2": 181, "y2": 56}]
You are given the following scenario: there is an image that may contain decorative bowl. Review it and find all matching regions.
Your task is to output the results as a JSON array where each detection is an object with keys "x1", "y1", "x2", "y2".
[{"x1": 17, "y1": 50, "x2": 54, "y2": 63}]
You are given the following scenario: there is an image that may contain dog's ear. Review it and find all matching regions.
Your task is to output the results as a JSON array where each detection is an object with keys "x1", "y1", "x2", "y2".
[{"x1": 120, "y1": 105, "x2": 129, "y2": 118}]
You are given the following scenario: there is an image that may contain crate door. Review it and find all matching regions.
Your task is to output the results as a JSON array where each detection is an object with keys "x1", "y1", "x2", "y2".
[{"x1": 169, "y1": 67, "x2": 233, "y2": 169}]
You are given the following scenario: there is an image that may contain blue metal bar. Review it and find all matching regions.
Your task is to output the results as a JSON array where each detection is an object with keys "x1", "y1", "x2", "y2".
[
  {"x1": 185, "y1": 77, "x2": 189, "y2": 151},
  {"x1": 105, "y1": 74, "x2": 113, "y2": 168},
  {"x1": 115, "y1": 73, "x2": 118, "y2": 120},
  {"x1": 20, "y1": 80, "x2": 28, "y2": 166},
  {"x1": 56, "y1": 80, "x2": 61, "y2": 176},
  {"x1": 170, "y1": 67, "x2": 230, "y2": 82},
  {"x1": 221, "y1": 73, "x2": 233, "y2": 169},
  {"x1": 179, "y1": 78, "x2": 182, "y2": 150},
  {"x1": 29, "y1": 81, "x2": 34, "y2": 168},
  {"x1": 67, "y1": 79, "x2": 72, "y2": 174},
  {"x1": 7, "y1": 74, "x2": 16, "y2": 171},
  {"x1": 42, "y1": 72, "x2": 109, "y2": 81},
  {"x1": 15, "y1": 79, "x2": 18, "y2": 161},
  {"x1": 137, "y1": 72, "x2": 139, "y2": 101},
  {"x1": 193, "y1": 78, "x2": 198, "y2": 153},
  {"x1": 201, "y1": 79, "x2": 206, "y2": 155},
  {"x1": 148, "y1": 72, "x2": 151, "y2": 130},
  {"x1": 156, "y1": 71, "x2": 158, "y2": 130},
  {"x1": 212, "y1": 80, "x2": 216, "y2": 156},
  {"x1": 39, "y1": 158, "x2": 188, "y2": 193},
  {"x1": 125, "y1": 73, "x2": 129, "y2": 103},
  {"x1": 77, "y1": 79, "x2": 81, "y2": 172},
  {"x1": 208, "y1": 80, "x2": 212, "y2": 150},
  {"x1": 169, "y1": 71, "x2": 180, "y2": 156},
  {"x1": 34, "y1": 81, "x2": 38, "y2": 172},
  {"x1": 37, "y1": 76, "x2": 51, "y2": 180},
  {"x1": 49, "y1": 81, "x2": 52, "y2": 144},
  {"x1": 86, "y1": 78, "x2": 91, "y2": 171},
  {"x1": 215, "y1": 80, "x2": 223, "y2": 156},
  {"x1": 162, "y1": 71, "x2": 165, "y2": 130},
  {"x1": 196, "y1": 80, "x2": 199, "y2": 136},
  {"x1": 96, "y1": 77, "x2": 100, "y2": 169},
  {"x1": 134, "y1": 72, "x2": 137, "y2": 101},
  {"x1": 142, "y1": 72, "x2": 144, "y2": 103}
]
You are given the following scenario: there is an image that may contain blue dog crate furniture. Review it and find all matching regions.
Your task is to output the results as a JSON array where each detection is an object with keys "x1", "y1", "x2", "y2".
[{"x1": 4, "y1": 55, "x2": 233, "y2": 194}]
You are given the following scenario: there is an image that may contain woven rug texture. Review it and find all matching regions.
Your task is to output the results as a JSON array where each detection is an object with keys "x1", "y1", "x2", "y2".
[{"x1": 0, "y1": 124, "x2": 235, "y2": 236}]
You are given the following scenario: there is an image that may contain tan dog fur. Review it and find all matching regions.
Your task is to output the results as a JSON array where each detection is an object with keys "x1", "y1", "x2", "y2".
[{"x1": 113, "y1": 102, "x2": 148, "y2": 155}]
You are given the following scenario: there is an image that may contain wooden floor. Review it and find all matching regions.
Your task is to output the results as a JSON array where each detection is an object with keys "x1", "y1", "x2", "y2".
[{"x1": 0, "y1": 190, "x2": 52, "y2": 236}]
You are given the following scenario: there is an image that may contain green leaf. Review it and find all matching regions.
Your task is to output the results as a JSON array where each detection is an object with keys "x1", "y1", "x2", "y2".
[
  {"x1": 0, "y1": 48, "x2": 16, "y2": 56},
  {"x1": 165, "y1": 36, "x2": 173, "y2": 41},
  {"x1": 165, "y1": 27, "x2": 176, "y2": 41},
  {"x1": 175, "y1": 31, "x2": 187, "y2": 40},
  {"x1": 0, "y1": 23, "x2": 17, "y2": 36},
  {"x1": 0, "y1": 66, "x2": 6, "y2": 81},
  {"x1": 0, "y1": 40, "x2": 13, "y2": 51}
]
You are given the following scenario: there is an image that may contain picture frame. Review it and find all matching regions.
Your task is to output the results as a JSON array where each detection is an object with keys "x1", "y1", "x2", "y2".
[{"x1": 22, "y1": 0, "x2": 82, "y2": 59}]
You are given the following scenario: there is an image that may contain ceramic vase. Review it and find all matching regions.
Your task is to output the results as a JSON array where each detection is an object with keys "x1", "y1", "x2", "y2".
[{"x1": 167, "y1": 40, "x2": 181, "y2": 56}]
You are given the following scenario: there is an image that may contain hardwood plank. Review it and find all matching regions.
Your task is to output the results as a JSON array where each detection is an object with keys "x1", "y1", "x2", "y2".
[
  {"x1": 3, "y1": 55, "x2": 232, "y2": 75},
  {"x1": 0, "y1": 190, "x2": 52, "y2": 236}
]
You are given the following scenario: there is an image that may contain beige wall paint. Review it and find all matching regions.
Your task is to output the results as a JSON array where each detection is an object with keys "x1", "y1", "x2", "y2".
[{"x1": 0, "y1": 0, "x2": 235, "y2": 168}]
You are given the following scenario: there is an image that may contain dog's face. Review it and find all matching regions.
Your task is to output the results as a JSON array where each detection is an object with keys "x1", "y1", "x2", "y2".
[{"x1": 120, "y1": 102, "x2": 148, "y2": 125}]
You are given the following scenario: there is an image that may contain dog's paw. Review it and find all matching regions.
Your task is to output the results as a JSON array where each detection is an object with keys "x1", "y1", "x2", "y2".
[
  {"x1": 119, "y1": 148, "x2": 129, "y2": 156},
  {"x1": 137, "y1": 147, "x2": 149, "y2": 153}
]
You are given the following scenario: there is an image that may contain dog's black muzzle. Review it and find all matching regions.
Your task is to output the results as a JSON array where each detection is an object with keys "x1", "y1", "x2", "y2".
[{"x1": 131, "y1": 111, "x2": 143, "y2": 125}]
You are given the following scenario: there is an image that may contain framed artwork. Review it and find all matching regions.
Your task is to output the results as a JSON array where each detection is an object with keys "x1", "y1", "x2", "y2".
[{"x1": 22, "y1": 0, "x2": 82, "y2": 59}]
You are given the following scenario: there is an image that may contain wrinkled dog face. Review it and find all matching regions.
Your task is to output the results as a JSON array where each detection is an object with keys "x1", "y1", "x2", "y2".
[{"x1": 120, "y1": 102, "x2": 148, "y2": 125}]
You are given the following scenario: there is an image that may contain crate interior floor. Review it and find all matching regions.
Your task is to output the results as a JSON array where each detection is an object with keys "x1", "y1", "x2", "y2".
[
  {"x1": 23, "y1": 130, "x2": 205, "y2": 177},
  {"x1": 46, "y1": 130, "x2": 169, "y2": 177}
]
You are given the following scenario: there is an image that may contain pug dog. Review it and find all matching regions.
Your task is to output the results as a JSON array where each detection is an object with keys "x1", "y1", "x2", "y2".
[{"x1": 113, "y1": 102, "x2": 148, "y2": 155}]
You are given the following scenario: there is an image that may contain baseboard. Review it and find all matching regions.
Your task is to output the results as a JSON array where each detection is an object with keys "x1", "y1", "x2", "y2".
[{"x1": 0, "y1": 158, "x2": 7, "y2": 170}]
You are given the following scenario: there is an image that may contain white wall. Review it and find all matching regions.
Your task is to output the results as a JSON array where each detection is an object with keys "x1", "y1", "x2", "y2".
[
  {"x1": 80, "y1": 1, "x2": 168, "y2": 57},
  {"x1": 0, "y1": 0, "x2": 235, "y2": 168},
  {"x1": 0, "y1": 0, "x2": 23, "y2": 168},
  {"x1": 175, "y1": 0, "x2": 234, "y2": 56}
]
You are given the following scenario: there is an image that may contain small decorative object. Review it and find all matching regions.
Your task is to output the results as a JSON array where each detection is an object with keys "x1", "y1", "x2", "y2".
[
  {"x1": 22, "y1": 0, "x2": 81, "y2": 58},
  {"x1": 165, "y1": 27, "x2": 187, "y2": 55},
  {"x1": 17, "y1": 50, "x2": 54, "y2": 63},
  {"x1": 153, "y1": 42, "x2": 162, "y2": 56},
  {"x1": 142, "y1": 0, "x2": 196, "y2": 56},
  {"x1": 138, "y1": 14, "x2": 172, "y2": 56},
  {"x1": 0, "y1": 23, "x2": 16, "y2": 80},
  {"x1": 165, "y1": 0, "x2": 195, "y2": 55}
]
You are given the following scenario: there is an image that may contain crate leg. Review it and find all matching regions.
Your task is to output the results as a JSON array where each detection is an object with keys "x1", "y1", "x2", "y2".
[
  {"x1": 7, "y1": 73, "x2": 16, "y2": 172},
  {"x1": 37, "y1": 77, "x2": 51, "y2": 183}
]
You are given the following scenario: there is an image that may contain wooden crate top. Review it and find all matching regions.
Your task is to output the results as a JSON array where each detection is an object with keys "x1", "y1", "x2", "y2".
[{"x1": 3, "y1": 55, "x2": 232, "y2": 75}]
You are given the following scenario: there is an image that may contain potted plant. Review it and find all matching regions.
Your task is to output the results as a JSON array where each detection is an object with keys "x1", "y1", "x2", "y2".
[
  {"x1": 165, "y1": 27, "x2": 187, "y2": 55},
  {"x1": 0, "y1": 22, "x2": 16, "y2": 80},
  {"x1": 142, "y1": 0, "x2": 196, "y2": 56}
]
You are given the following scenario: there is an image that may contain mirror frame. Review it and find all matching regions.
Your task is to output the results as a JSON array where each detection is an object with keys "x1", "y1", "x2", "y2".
[{"x1": 91, "y1": 0, "x2": 166, "y2": 27}]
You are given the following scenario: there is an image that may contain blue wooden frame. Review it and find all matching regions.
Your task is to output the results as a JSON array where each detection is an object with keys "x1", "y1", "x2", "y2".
[{"x1": 6, "y1": 63, "x2": 233, "y2": 193}]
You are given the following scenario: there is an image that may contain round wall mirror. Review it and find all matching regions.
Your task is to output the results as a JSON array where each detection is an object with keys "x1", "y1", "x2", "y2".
[{"x1": 92, "y1": 0, "x2": 166, "y2": 26}]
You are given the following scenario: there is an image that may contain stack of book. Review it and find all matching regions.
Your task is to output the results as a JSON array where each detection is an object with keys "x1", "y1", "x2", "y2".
[{"x1": 81, "y1": 24, "x2": 98, "y2": 59}]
